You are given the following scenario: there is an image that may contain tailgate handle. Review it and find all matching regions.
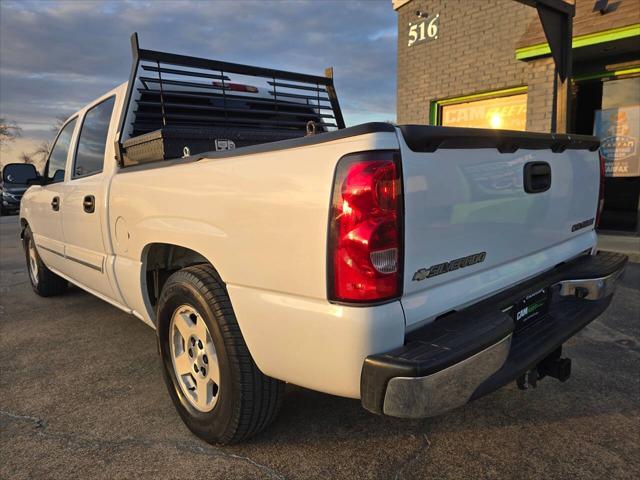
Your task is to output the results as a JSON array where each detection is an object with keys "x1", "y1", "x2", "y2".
[{"x1": 524, "y1": 162, "x2": 551, "y2": 193}]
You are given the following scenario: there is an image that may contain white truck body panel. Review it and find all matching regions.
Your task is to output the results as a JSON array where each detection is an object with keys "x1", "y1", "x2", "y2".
[
  {"x1": 399, "y1": 132, "x2": 600, "y2": 329},
  {"x1": 227, "y1": 285, "x2": 405, "y2": 398},
  {"x1": 107, "y1": 129, "x2": 401, "y2": 397}
]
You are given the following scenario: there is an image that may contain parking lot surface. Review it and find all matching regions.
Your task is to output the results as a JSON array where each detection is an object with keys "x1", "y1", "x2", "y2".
[{"x1": 1, "y1": 215, "x2": 639, "y2": 479}]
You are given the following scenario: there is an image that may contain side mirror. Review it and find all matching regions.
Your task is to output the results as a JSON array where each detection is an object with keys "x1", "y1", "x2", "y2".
[
  {"x1": 2, "y1": 163, "x2": 39, "y2": 184},
  {"x1": 27, "y1": 177, "x2": 48, "y2": 186}
]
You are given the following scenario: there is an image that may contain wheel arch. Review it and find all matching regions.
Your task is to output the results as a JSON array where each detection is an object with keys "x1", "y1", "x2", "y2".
[
  {"x1": 139, "y1": 243, "x2": 274, "y2": 391},
  {"x1": 19, "y1": 217, "x2": 29, "y2": 245},
  {"x1": 140, "y1": 242, "x2": 225, "y2": 315}
]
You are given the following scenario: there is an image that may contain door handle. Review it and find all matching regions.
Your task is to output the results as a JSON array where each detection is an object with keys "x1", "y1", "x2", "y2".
[
  {"x1": 524, "y1": 162, "x2": 551, "y2": 193},
  {"x1": 83, "y1": 195, "x2": 95, "y2": 213},
  {"x1": 51, "y1": 196, "x2": 60, "y2": 211}
]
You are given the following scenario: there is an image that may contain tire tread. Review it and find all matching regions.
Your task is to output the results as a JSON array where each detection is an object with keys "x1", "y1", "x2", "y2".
[
  {"x1": 164, "y1": 264, "x2": 284, "y2": 443},
  {"x1": 24, "y1": 227, "x2": 67, "y2": 297}
]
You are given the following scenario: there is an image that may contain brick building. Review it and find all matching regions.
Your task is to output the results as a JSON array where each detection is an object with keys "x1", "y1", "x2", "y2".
[{"x1": 393, "y1": 0, "x2": 640, "y2": 232}]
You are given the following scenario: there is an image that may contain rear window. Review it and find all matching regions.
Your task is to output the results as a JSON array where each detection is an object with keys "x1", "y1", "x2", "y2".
[{"x1": 73, "y1": 96, "x2": 115, "y2": 178}]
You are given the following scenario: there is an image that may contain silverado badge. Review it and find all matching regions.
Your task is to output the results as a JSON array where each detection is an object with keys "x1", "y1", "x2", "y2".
[{"x1": 412, "y1": 252, "x2": 486, "y2": 282}]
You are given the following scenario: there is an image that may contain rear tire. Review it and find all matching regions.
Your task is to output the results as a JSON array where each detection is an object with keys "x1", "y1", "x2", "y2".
[
  {"x1": 157, "y1": 264, "x2": 285, "y2": 444},
  {"x1": 23, "y1": 226, "x2": 68, "y2": 297}
]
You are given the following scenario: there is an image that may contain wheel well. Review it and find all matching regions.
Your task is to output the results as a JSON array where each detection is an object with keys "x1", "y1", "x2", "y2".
[
  {"x1": 19, "y1": 218, "x2": 28, "y2": 242},
  {"x1": 143, "y1": 243, "x2": 222, "y2": 307}
]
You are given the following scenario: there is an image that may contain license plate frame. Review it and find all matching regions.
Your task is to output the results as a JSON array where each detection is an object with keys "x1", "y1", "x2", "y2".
[{"x1": 510, "y1": 287, "x2": 550, "y2": 331}]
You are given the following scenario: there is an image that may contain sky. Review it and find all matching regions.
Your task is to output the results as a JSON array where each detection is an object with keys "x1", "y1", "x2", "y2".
[{"x1": 0, "y1": 0, "x2": 397, "y2": 166}]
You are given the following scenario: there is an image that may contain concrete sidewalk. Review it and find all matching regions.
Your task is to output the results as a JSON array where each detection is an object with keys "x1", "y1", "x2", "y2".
[{"x1": 598, "y1": 233, "x2": 640, "y2": 262}]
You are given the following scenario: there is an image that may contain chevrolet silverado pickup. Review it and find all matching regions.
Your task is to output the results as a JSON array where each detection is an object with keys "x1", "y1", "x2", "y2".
[{"x1": 10, "y1": 35, "x2": 627, "y2": 444}]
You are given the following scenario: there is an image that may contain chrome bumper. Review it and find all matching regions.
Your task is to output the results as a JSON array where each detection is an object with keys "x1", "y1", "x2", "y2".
[
  {"x1": 374, "y1": 260, "x2": 626, "y2": 419},
  {"x1": 383, "y1": 335, "x2": 511, "y2": 418},
  {"x1": 555, "y1": 267, "x2": 625, "y2": 300}
]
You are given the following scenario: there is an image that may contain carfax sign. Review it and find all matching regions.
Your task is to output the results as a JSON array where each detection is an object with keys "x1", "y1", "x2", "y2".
[{"x1": 594, "y1": 106, "x2": 640, "y2": 177}]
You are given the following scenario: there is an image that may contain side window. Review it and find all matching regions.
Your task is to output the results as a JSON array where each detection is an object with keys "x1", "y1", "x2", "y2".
[
  {"x1": 46, "y1": 118, "x2": 77, "y2": 183},
  {"x1": 73, "y1": 96, "x2": 115, "y2": 178}
]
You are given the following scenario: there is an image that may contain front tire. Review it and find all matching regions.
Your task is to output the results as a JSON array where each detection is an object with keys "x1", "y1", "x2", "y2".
[
  {"x1": 23, "y1": 226, "x2": 68, "y2": 297},
  {"x1": 157, "y1": 264, "x2": 285, "y2": 444}
]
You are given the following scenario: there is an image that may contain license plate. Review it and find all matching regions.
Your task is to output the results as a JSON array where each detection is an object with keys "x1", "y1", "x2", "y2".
[{"x1": 511, "y1": 287, "x2": 550, "y2": 331}]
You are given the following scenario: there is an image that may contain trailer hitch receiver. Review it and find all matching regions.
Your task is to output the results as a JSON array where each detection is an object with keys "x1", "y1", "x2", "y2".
[
  {"x1": 516, "y1": 347, "x2": 572, "y2": 390},
  {"x1": 538, "y1": 354, "x2": 572, "y2": 382}
]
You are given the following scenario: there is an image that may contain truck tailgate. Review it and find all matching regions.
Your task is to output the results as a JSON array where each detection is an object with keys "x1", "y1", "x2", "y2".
[{"x1": 397, "y1": 126, "x2": 601, "y2": 329}]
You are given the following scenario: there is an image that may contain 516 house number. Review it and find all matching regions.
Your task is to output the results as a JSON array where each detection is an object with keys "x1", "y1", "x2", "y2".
[{"x1": 408, "y1": 14, "x2": 439, "y2": 47}]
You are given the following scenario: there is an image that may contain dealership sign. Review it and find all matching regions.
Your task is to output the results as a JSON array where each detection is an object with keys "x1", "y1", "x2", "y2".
[
  {"x1": 594, "y1": 106, "x2": 640, "y2": 177},
  {"x1": 408, "y1": 14, "x2": 439, "y2": 47},
  {"x1": 441, "y1": 93, "x2": 528, "y2": 131}
]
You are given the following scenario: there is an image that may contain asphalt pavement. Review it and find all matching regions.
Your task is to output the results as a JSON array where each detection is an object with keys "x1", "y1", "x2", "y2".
[{"x1": 1, "y1": 214, "x2": 639, "y2": 479}]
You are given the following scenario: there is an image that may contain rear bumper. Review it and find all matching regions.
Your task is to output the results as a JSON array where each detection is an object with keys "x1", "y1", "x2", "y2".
[{"x1": 360, "y1": 251, "x2": 627, "y2": 418}]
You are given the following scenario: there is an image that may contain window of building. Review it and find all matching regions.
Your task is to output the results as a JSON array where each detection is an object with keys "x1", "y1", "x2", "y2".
[
  {"x1": 73, "y1": 96, "x2": 115, "y2": 178},
  {"x1": 575, "y1": 73, "x2": 640, "y2": 232},
  {"x1": 436, "y1": 92, "x2": 528, "y2": 131},
  {"x1": 595, "y1": 76, "x2": 640, "y2": 178}
]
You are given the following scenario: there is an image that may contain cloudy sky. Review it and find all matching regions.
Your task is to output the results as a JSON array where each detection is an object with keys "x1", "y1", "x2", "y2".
[{"x1": 0, "y1": 0, "x2": 397, "y2": 165}]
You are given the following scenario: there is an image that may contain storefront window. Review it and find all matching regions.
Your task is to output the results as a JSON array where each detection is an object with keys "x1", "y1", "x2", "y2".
[
  {"x1": 440, "y1": 93, "x2": 527, "y2": 130},
  {"x1": 577, "y1": 74, "x2": 640, "y2": 232},
  {"x1": 602, "y1": 77, "x2": 640, "y2": 110},
  {"x1": 594, "y1": 77, "x2": 640, "y2": 177}
]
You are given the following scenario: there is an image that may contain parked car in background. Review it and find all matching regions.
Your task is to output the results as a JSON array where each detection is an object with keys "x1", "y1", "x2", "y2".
[
  {"x1": 9, "y1": 35, "x2": 627, "y2": 445},
  {"x1": 1, "y1": 163, "x2": 38, "y2": 216}
]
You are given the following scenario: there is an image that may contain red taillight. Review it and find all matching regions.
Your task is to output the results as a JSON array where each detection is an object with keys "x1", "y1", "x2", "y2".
[
  {"x1": 328, "y1": 151, "x2": 403, "y2": 303},
  {"x1": 596, "y1": 152, "x2": 605, "y2": 227}
]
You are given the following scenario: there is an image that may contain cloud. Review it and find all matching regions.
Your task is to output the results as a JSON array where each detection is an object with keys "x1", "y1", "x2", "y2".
[{"x1": 0, "y1": 0, "x2": 396, "y2": 164}]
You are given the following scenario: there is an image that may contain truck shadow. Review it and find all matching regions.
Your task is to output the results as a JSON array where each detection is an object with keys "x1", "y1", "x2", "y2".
[{"x1": 248, "y1": 364, "x2": 638, "y2": 446}]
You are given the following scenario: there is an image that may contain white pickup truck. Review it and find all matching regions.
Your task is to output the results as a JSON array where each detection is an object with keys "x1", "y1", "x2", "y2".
[{"x1": 9, "y1": 36, "x2": 627, "y2": 444}]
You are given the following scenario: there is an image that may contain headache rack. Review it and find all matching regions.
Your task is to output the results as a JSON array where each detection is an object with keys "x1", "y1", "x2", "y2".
[{"x1": 116, "y1": 33, "x2": 346, "y2": 166}]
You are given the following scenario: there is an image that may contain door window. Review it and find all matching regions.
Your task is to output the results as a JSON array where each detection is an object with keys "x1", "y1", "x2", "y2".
[
  {"x1": 46, "y1": 118, "x2": 77, "y2": 183},
  {"x1": 73, "y1": 96, "x2": 115, "y2": 178}
]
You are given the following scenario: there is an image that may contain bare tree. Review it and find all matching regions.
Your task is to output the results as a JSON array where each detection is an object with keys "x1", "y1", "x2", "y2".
[
  {"x1": 19, "y1": 152, "x2": 32, "y2": 163},
  {"x1": 32, "y1": 141, "x2": 51, "y2": 160},
  {"x1": 29, "y1": 141, "x2": 51, "y2": 173},
  {"x1": 34, "y1": 114, "x2": 71, "y2": 158},
  {"x1": 24, "y1": 115, "x2": 70, "y2": 172},
  {"x1": 52, "y1": 114, "x2": 70, "y2": 133},
  {"x1": 0, "y1": 118, "x2": 22, "y2": 149}
]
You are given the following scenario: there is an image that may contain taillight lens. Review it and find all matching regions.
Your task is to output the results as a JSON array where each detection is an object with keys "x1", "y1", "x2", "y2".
[
  {"x1": 328, "y1": 151, "x2": 403, "y2": 303},
  {"x1": 596, "y1": 152, "x2": 605, "y2": 227}
]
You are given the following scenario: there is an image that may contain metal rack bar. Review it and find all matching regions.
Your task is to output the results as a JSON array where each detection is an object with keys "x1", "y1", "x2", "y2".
[
  {"x1": 116, "y1": 32, "x2": 347, "y2": 165},
  {"x1": 141, "y1": 64, "x2": 229, "y2": 80},
  {"x1": 135, "y1": 89, "x2": 338, "y2": 110}
]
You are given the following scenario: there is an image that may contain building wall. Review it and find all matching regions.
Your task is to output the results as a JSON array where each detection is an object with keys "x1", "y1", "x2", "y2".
[
  {"x1": 396, "y1": 0, "x2": 552, "y2": 131},
  {"x1": 517, "y1": 0, "x2": 640, "y2": 47}
]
